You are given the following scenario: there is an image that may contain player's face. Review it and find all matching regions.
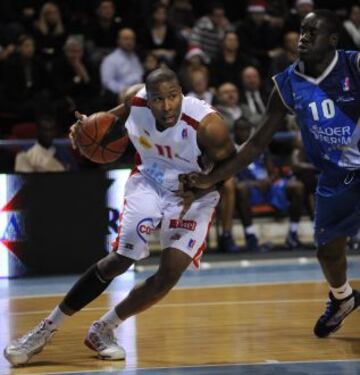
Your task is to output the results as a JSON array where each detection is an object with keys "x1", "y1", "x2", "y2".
[
  {"x1": 147, "y1": 80, "x2": 183, "y2": 129},
  {"x1": 298, "y1": 14, "x2": 334, "y2": 61}
]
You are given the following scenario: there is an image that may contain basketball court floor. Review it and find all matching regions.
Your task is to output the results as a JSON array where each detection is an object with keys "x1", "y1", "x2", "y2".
[{"x1": 1, "y1": 255, "x2": 359, "y2": 375}]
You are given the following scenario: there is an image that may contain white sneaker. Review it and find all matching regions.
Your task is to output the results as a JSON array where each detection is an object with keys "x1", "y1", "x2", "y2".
[
  {"x1": 3, "y1": 320, "x2": 56, "y2": 366},
  {"x1": 84, "y1": 321, "x2": 125, "y2": 360}
]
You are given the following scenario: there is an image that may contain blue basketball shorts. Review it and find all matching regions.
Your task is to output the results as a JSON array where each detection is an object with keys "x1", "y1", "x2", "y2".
[{"x1": 314, "y1": 179, "x2": 360, "y2": 246}]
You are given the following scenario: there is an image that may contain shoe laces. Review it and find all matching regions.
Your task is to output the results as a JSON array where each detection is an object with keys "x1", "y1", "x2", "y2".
[
  {"x1": 320, "y1": 297, "x2": 340, "y2": 323},
  {"x1": 94, "y1": 322, "x2": 118, "y2": 348},
  {"x1": 15, "y1": 321, "x2": 51, "y2": 350}
]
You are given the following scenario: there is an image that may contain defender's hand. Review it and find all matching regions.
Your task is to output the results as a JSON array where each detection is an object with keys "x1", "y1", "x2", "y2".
[
  {"x1": 179, "y1": 172, "x2": 213, "y2": 189},
  {"x1": 69, "y1": 111, "x2": 87, "y2": 150},
  {"x1": 176, "y1": 188, "x2": 197, "y2": 220}
]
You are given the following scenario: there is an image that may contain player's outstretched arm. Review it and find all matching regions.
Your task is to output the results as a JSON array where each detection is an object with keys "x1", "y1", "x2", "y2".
[{"x1": 184, "y1": 88, "x2": 288, "y2": 189}]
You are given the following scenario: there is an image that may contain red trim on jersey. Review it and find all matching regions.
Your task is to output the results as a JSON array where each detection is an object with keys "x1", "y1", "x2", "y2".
[
  {"x1": 192, "y1": 212, "x2": 215, "y2": 269},
  {"x1": 130, "y1": 152, "x2": 142, "y2": 176},
  {"x1": 132, "y1": 96, "x2": 148, "y2": 107},
  {"x1": 181, "y1": 113, "x2": 199, "y2": 130}
]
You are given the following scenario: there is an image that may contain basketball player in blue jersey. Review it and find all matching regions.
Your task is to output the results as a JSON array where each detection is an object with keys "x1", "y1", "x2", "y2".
[{"x1": 183, "y1": 9, "x2": 360, "y2": 338}]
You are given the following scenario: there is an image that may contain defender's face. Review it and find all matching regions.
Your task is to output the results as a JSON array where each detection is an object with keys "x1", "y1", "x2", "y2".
[
  {"x1": 147, "y1": 80, "x2": 183, "y2": 129},
  {"x1": 298, "y1": 13, "x2": 334, "y2": 60}
]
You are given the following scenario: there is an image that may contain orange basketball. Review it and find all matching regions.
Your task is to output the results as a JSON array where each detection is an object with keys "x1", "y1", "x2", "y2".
[{"x1": 76, "y1": 112, "x2": 129, "y2": 164}]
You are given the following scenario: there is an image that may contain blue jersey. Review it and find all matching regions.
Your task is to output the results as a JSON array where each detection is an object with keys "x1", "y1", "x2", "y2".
[{"x1": 273, "y1": 50, "x2": 360, "y2": 195}]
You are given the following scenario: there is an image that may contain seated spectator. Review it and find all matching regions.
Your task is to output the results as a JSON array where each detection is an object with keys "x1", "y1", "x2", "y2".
[
  {"x1": 215, "y1": 82, "x2": 242, "y2": 132},
  {"x1": 239, "y1": 66, "x2": 268, "y2": 127},
  {"x1": 1, "y1": 34, "x2": 49, "y2": 122},
  {"x1": 85, "y1": 0, "x2": 123, "y2": 67},
  {"x1": 139, "y1": 3, "x2": 181, "y2": 66},
  {"x1": 100, "y1": 28, "x2": 143, "y2": 97},
  {"x1": 291, "y1": 132, "x2": 317, "y2": 220},
  {"x1": 269, "y1": 31, "x2": 299, "y2": 76},
  {"x1": 233, "y1": 117, "x2": 305, "y2": 251},
  {"x1": 210, "y1": 31, "x2": 257, "y2": 88},
  {"x1": 15, "y1": 116, "x2": 70, "y2": 172},
  {"x1": 52, "y1": 37, "x2": 102, "y2": 134},
  {"x1": 186, "y1": 66, "x2": 214, "y2": 104},
  {"x1": 284, "y1": 0, "x2": 314, "y2": 33},
  {"x1": 168, "y1": 0, "x2": 196, "y2": 41},
  {"x1": 142, "y1": 51, "x2": 160, "y2": 80},
  {"x1": 32, "y1": 2, "x2": 68, "y2": 69},
  {"x1": 178, "y1": 46, "x2": 207, "y2": 92},
  {"x1": 190, "y1": 2, "x2": 232, "y2": 63},
  {"x1": 236, "y1": 1, "x2": 283, "y2": 75},
  {"x1": 340, "y1": 5, "x2": 360, "y2": 50}
]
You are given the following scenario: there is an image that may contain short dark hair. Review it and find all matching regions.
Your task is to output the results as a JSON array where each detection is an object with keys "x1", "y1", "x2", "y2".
[
  {"x1": 145, "y1": 68, "x2": 179, "y2": 92},
  {"x1": 313, "y1": 9, "x2": 341, "y2": 36}
]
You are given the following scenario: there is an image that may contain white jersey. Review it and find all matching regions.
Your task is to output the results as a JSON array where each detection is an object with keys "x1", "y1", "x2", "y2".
[{"x1": 125, "y1": 87, "x2": 215, "y2": 190}]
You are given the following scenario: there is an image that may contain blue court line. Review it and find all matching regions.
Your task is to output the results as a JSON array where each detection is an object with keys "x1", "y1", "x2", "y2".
[
  {"x1": 41, "y1": 360, "x2": 360, "y2": 375},
  {"x1": 1, "y1": 257, "x2": 359, "y2": 299}
]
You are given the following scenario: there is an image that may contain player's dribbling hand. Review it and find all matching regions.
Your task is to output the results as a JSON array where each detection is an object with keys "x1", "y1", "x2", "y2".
[
  {"x1": 179, "y1": 172, "x2": 213, "y2": 190},
  {"x1": 69, "y1": 111, "x2": 87, "y2": 150}
]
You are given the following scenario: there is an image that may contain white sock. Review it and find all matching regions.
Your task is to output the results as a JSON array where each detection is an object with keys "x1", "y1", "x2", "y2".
[
  {"x1": 330, "y1": 281, "x2": 353, "y2": 300},
  {"x1": 289, "y1": 222, "x2": 298, "y2": 233},
  {"x1": 99, "y1": 309, "x2": 123, "y2": 329},
  {"x1": 244, "y1": 225, "x2": 255, "y2": 235},
  {"x1": 46, "y1": 306, "x2": 69, "y2": 329}
]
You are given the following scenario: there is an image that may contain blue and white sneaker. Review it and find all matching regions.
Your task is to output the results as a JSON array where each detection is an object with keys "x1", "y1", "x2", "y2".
[{"x1": 314, "y1": 289, "x2": 360, "y2": 338}]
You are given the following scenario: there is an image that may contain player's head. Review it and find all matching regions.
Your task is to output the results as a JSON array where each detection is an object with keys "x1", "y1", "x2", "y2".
[
  {"x1": 37, "y1": 116, "x2": 58, "y2": 148},
  {"x1": 146, "y1": 68, "x2": 183, "y2": 129},
  {"x1": 298, "y1": 9, "x2": 340, "y2": 61}
]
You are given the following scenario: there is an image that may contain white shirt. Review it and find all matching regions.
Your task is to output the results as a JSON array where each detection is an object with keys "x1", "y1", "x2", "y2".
[{"x1": 100, "y1": 48, "x2": 144, "y2": 94}]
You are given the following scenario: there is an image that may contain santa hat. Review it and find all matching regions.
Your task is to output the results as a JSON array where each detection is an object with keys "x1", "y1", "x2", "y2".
[
  {"x1": 185, "y1": 46, "x2": 207, "y2": 61},
  {"x1": 247, "y1": 0, "x2": 267, "y2": 13},
  {"x1": 296, "y1": 0, "x2": 313, "y2": 7}
]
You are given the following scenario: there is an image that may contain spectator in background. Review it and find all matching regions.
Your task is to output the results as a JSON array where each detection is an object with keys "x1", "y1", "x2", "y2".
[
  {"x1": 86, "y1": 0, "x2": 123, "y2": 67},
  {"x1": 214, "y1": 82, "x2": 242, "y2": 253},
  {"x1": 190, "y1": 2, "x2": 232, "y2": 62},
  {"x1": 233, "y1": 117, "x2": 305, "y2": 251},
  {"x1": 168, "y1": 0, "x2": 195, "y2": 41},
  {"x1": 291, "y1": 132, "x2": 317, "y2": 220},
  {"x1": 15, "y1": 116, "x2": 67, "y2": 172},
  {"x1": 142, "y1": 51, "x2": 160, "y2": 80},
  {"x1": 341, "y1": 5, "x2": 360, "y2": 50},
  {"x1": 1, "y1": 34, "x2": 49, "y2": 122},
  {"x1": 236, "y1": 1, "x2": 283, "y2": 75},
  {"x1": 239, "y1": 66, "x2": 267, "y2": 126},
  {"x1": 269, "y1": 31, "x2": 299, "y2": 76},
  {"x1": 178, "y1": 46, "x2": 207, "y2": 92},
  {"x1": 284, "y1": 0, "x2": 314, "y2": 32},
  {"x1": 100, "y1": 28, "x2": 143, "y2": 97},
  {"x1": 32, "y1": 2, "x2": 68, "y2": 70},
  {"x1": 52, "y1": 37, "x2": 102, "y2": 134},
  {"x1": 139, "y1": 3, "x2": 180, "y2": 66},
  {"x1": 187, "y1": 66, "x2": 214, "y2": 104},
  {"x1": 210, "y1": 31, "x2": 257, "y2": 88},
  {"x1": 215, "y1": 82, "x2": 242, "y2": 132}
]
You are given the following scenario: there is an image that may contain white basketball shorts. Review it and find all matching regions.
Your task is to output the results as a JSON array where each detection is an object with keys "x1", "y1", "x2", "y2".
[{"x1": 112, "y1": 173, "x2": 220, "y2": 268}]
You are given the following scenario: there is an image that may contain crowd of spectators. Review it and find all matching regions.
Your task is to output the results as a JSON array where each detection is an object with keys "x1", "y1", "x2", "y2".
[{"x1": 0, "y1": 0, "x2": 359, "y2": 250}]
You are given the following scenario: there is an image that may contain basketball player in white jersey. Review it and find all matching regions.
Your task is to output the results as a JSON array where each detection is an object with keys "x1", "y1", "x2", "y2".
[{"x1": 4, "y1": 69, "x2": 235, "y2": 366}]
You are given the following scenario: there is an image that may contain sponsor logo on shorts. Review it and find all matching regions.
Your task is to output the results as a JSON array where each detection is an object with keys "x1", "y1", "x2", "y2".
[
  {"x1": 136, "y1": 218, "x2": 155, "y2": 243},
  {"x1": 188, "y1": 239, "x2": 196, "y2": 249},
  {"x1": 169, "y1": 219, "x2": 197, "y2": 231},
  {"x1": 125, "y1": 243, "x2": 134, "y2": 250}
]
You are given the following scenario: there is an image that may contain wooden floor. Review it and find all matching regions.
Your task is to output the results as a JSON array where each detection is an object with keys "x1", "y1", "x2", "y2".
[{"x1": 1, "y1": 281, "x2": 360, "y2": 375}]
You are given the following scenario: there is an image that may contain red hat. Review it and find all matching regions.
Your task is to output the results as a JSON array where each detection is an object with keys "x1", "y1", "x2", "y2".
[{"x1": 247, "y1": 0, "x2": 267, "y2": 13}]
